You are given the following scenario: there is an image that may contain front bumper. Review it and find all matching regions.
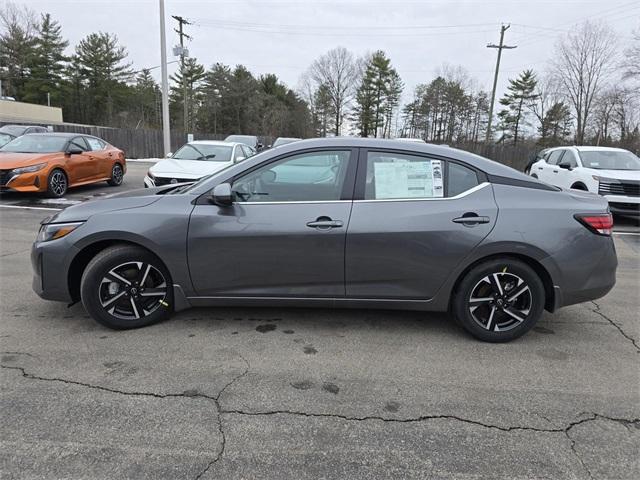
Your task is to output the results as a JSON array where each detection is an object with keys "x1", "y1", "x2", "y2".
[
  {"x1": 31, "y1": 238, "x2": 76, "y2": 303},
  {"x1": 0, "y1": 170, "x2": 46, "y2": 193},
  {"x1": 604, "y1": 195, "x2": 640, "y2": 216}
]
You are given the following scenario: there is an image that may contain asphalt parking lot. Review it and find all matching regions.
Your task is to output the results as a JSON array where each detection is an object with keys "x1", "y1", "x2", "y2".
[{"x1": 1, "y1": 163, "x2": 639, "y2": 479}]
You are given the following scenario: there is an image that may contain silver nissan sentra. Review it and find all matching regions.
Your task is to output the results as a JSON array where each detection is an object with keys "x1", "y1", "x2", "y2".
[{"x1": 31, "y1": 138, "x2": 617, "y2": 342}]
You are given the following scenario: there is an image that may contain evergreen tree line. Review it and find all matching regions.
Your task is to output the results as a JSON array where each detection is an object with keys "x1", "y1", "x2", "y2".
[{"x1": 1, "y1": 2, "x2": 639, "y2": 150}]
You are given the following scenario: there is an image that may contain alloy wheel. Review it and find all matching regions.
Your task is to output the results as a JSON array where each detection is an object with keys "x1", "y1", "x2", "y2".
[
  {"x1": 468, "y1": 272, "x2": 532, "y2": 332},
  {"x1": 99, "y1": 261, "x2": 167, "y2": 320},
  {"x1": 112, "y1": 164, "x2": 123, "y2": 184},
  {"x1": 50, "y1": 171, "x2": 67, "y2": 196}
]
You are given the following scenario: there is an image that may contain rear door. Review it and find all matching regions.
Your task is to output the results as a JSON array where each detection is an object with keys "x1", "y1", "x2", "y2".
[
  {"x1": 187, "y1": 148, "x2": 357, "y2": 297},
  {"x1": 84, "y1": 136, "x2": 111, "y2": 179},
  {"x1": 345, "y1": 149, "x2": 498, "y2": 300}
]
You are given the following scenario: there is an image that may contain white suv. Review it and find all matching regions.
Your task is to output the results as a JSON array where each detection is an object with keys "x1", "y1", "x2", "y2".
[{"x1": 529, "y1": 146, "x2": 640, "y2": 216}]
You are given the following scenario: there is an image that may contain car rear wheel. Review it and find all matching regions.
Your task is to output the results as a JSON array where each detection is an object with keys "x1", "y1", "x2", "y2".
[
  {"x1": 452, "y1": 258, "x2": 545, "y2": 342},
  {"x1": 107, "y1": 163, "x2": 124, "y2": 186},
  {"x1": 80, "y1": 245, "x2": 173, "y2": 329},
  {"x1": 46, "y1": 169, "x2": 68, "y2": 197}
]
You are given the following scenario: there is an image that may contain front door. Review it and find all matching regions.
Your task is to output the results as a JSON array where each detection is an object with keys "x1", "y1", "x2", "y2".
[
  {"x1": 346, "y1": 150, "x2": 498, "y2": 300},
  {"x1": 65, "y1": 137, "x2": 98, "y2": 184},
  {"x1": 187, "y1": 149, "x2": 356, "y2": 297}
]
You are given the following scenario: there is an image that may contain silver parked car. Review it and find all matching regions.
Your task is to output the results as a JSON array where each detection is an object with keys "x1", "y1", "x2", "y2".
[{"x1": 32, "y1": 138, "x2": 617, "y2": 342}]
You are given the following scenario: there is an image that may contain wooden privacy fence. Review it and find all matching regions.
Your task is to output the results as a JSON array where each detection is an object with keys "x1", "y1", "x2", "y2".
[{"x1": 50, "y1": 124, "x2": 226, "y2": 159}]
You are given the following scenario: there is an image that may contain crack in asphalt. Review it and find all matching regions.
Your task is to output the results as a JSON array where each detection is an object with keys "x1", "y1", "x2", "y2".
[
  {"x1": 194, "y1": 354, "x2": 250, "y2": 480},
  {"x1": 3, "y1": 359, "x2": 639, "y2": 480},
  {"x1": 591, "y1": 301, "x2": 640, "y2": 353}
]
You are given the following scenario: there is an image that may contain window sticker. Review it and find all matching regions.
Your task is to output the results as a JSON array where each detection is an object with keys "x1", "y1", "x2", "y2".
[{"x1": 374, "y1": 158, "x2": 443, "y2": 199}]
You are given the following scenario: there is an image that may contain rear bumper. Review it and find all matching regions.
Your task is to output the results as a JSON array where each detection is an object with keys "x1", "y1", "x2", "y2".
[
  {"x1": 603, "y1": 195, "x2": 639, "y2": 216},
  {"x1": 546, "y1": 236, "x2": 617, "y2": 310}
]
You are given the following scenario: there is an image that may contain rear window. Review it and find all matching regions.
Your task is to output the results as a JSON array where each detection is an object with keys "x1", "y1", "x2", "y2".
[{"x1": 448, "y1": 162, "x2": 480, "y2": 197}]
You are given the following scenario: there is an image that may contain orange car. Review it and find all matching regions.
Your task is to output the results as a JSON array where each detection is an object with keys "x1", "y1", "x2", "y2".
[{"x1": 0, "y1": 133, "x2": 126, "y2": 197}]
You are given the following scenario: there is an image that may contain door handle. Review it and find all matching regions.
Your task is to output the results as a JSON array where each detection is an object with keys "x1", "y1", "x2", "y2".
[
  {"x1": 553, "y1": 170, "x2": 558, "y2": 173},
  {"x1": 452, "y1": 215, "x2": 490, "y2": 225},
  {"x1": 306, "y1": 216, "x2": 343, "y2": 229},
  {"x1": 537, "y1": 167, "x2": 543, "y2": 170}
]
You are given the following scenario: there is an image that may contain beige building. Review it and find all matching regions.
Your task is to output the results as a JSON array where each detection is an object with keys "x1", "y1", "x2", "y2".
[{"x1": 0, "y1": 99, "x2": 63, "y2": 124}]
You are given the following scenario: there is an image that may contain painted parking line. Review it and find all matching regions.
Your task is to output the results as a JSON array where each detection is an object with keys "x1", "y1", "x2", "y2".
[
  {"x1": 612, "y1": 231, "x2": 640, "y2": 236},
  {"x1": 0, "y1": 204, "x2": 62, "y2": 211}
]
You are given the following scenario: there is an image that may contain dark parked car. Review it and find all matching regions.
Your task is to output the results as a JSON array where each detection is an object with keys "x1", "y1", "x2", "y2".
[
  {"x1": 0, "y1": 124, "x2": 49, "y2": 137},
  {"x1": 32, "y1": 138, "x2": 616, "y2": 342}
]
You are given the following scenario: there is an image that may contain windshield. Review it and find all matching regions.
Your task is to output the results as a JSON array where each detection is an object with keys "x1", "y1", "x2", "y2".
[
  {"x1": 0, "y1": 135, "x2": 68, "y2": 153},
  {"x1": 580, "y1": 150, "x2": 640, "y2": 171},
  {"x1": 172, "y1": 143, "x2": 233, "y2": 162},
  {"x1": 0, "y1": 133, "x2": 14, "y2": 147},
  {"x1": 0, "y1": 125, "x2": 27, "y2": 136},
  {"x1": 225, "y1": 135, "x2": 256, "y2": 147}
]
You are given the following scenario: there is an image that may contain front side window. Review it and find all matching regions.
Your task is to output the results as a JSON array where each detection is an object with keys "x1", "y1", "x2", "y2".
[
  {"x1": 364, "y1": 152, "x2": 444, "y2": 200},
  {"x1": 172, "y1": 143, "x2": 233, "y2": 162},
  {"x1": 233, "y1": 146, "x2": 245, "y2": 162},
  {"x1": 70, "y1": 137, "x2": 89, "y2": 152},
  {"x1": 232, "y1": 150, "x2": 351, "y2": 202}
]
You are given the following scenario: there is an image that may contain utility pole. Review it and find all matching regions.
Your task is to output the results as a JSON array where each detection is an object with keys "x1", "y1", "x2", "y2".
[
  {"x1": 485, "y1": 24, "x2": 517, "y2": 143},
  {"x1": 159, "y1": 0, "x2": 171, "y2": 156},
  {"x1": 172, "y1": 15, "x2": 192, "y2": 136}
]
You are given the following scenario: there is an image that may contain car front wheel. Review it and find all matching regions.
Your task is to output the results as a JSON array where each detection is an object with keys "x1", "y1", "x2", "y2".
[
  {"x1": 452, "y1": 258, "x2": 545, "y2": 342},
  {"x1": 80, "y1": 245, "x2": 173, "y2": 329},
  {"x1": 47, "y1": 169, "x2": 68, "y2": 197}
]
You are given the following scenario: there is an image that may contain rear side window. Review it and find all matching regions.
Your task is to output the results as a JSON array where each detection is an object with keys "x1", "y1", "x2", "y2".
[
  {"x1": 448, "y1": 162, "x2": 479, "y2": 197},
  {"x1": 85, "y1": 137, "x2": 105, "y2": 150},
  {"x1": 364, "y1": 152, "x2": 444, "y2": 200}
]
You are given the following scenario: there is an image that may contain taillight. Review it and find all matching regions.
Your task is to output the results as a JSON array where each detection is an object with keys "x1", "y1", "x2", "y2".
[{"x1": 575, "y1": 213, "x2": 613, "y2": 236}]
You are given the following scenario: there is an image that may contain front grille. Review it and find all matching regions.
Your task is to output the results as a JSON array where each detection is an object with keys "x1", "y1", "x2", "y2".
[
  {"x1": 0, "y1": 169, "x2": 12, "y2": 186},
  {"x1": 609, "y1": 202, "x2": 640, "y2": 212},
  {"x1": 153, "y1": 176, "x2": 195, "y2": 186},
  {"x1": 598, "y1": 179, "x2": 640, "y2": 197}
]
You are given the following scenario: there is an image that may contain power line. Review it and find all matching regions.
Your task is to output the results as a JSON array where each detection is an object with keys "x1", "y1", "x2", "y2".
[
  {"x1": 172, "y1": 15, "x2": 192, "y2": 134},
  {"x1": 485, "y1": 24, "x2": 517, "y2": 144}
]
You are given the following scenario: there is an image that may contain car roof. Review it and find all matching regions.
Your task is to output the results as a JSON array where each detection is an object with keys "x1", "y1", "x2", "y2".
[
  {"x1": 22, "y1": 132, "x2": 81, "y2": 138},
  {"x1": 269, "y1": 137, "x2": 535, "y2": 180},
  {"x1": 190, "y1": 140, "x2": 239, "y2": 147},
  {"x1": 548, "y1": 145, "x2": 629, "y2": 153}
]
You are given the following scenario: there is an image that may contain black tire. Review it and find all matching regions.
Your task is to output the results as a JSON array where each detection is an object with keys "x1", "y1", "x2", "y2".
[
  {"x1": 46, "y1": 168, "x2": 68, "y2": 197},
  {"x1": 107, "y1": 163, "x2": 124, "y2": 186},
  {"x1": 80, "y1": 245, "x2": 173, "y2": 329},
  {"x1": 452, "y1": 258, "x2": 545, "y2": 342},
  {"x1": 531, "y1": 174, "x2": 538, "y2": 179}
]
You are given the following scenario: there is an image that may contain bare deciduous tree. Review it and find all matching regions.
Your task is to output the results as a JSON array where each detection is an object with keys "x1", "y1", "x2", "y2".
[
  {"x1": 622, "y1": 29, "x2": 640, "y2": 81},
  {"x1": 551, "y1": 21, "x2": 617, "y2": 144},
  {"x1": 306, "y1": 46, "x2": 359, "y2": 136}
]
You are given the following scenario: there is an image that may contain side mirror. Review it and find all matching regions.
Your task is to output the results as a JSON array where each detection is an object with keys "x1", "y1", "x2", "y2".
[
  {"x1": 257, "y1": 143, "x2": 264, "y2": 150},
  {"x1": 558, "y1": 161, "x2": 572, "y2": 170},
  {"x1": 211, "y1": 182, "x2": 233, "y2": 206},
  {"x1": 67, "y1": 147, "x2": 83, "y2": 155},
  {"x1": 166, "y1": 152, "x2": 173, "y2": 158}
]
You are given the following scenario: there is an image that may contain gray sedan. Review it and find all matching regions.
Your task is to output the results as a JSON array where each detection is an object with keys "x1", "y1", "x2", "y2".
[{"x1": 31, "y1": 138, "x2": 617, "y2": 342}]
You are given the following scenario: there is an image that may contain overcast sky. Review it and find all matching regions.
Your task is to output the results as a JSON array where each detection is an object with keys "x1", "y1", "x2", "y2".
[{"x1": 14, "y1": 0, "x2": 640, "y2": 102}]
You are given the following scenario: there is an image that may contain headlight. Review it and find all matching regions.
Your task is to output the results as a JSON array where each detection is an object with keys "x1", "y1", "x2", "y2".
[
  {"x1": 37, "y1": 222, "x2": 84, "y2": 242},
  {"x1": 12, "y1": 163, "x2": 47, "y2": 175}
]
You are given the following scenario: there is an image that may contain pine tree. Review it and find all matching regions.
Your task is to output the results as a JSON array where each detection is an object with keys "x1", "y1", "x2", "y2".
[
  {"x1": 23, "y1": 13, "x2": 68, "y2": 105},
  {"x1": 170, "y1": 57, "x2": 205, "y2": 132},
  {"x1": 539, "y1": 101, "x2": 572, "y2": 146},
  {"x1": 67, "y1": 32, "x2": 132, "y2": 124},
  {"x1": 0, "y1": 4, "x2": 37, "y2": 99},
  {"x1": 132, "y1": 69, "x2": 160, "y2": 128},
  {"x1": 497, "y1": 69, "x2": 539, "y2": 145}
]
